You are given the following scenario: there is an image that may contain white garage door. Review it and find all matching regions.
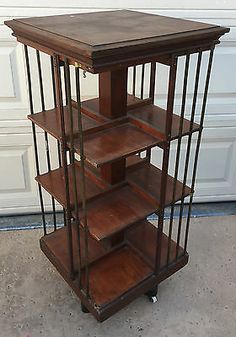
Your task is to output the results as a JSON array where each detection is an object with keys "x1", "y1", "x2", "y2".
[{"x1": 0, "y1": 1, "x2": 236, "y2": 214}]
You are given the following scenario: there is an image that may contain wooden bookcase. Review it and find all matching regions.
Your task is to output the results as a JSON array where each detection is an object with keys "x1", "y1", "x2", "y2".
[{"x1": 5, "y1": 10, "x2": 229, "y2": 322}]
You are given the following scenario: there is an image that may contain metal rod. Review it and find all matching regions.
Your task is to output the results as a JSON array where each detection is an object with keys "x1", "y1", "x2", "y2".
[
  {"x1": 53, "y1": 54, "x2": 74, "y2": 279},
  {"x1": 63, "y1": 62, "x2": 68, "y2": 106},
  {"x1": 146, "y1": 148, "x2": 151, "y2": 162},
  {"x1": 36, "y1": 50, "x2": 57, "y2": 231},
  {"x1": 155, "y1": 57, "x2": 178, "y2": 274},
  {"x1": 64, "y1": 58, "x2": 82, "y2": 285},
  {"x1": 145, "y1": 62, "x2": 157, "y2": 162},
  {"x1": 176, "y1": 51, "x2": 203, "y2": 260},
  {"x1": 75, "y1": 63, "x2": 90, "y2": 298},
  {"x1": 50, "y1": 56, "x2": 67, "y2": 227},
  {"x1": 167, "y1": 54, "x2": 190, "y2": 266},
  {"x1": 140, "y1": 64, "x2": 145, "y2": 99},
  {"x1": 149, "y1": 62, "x2": 156, "y2": 104},
  {"x1": 24, "y1": 45, "x2": 47, "y2": 236},
  {"x1": 184, "y1": 48, "x2": 215, "y2": 252},
  {"x1": 132, "y1": 66, "x2": 136, "y2": 96},
  {"x1": 50, "y1": 56, "x2": 62, "y2": 168},
  {"x1": 74, "y1": 67, "x2": 84, "y2": 288}
]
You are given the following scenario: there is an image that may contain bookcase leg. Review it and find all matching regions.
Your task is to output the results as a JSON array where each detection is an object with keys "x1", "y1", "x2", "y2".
[
  {"x1": 81, "y1": 303, "x2": 90, "y2": 314},
  {"x1": 145, "y1": 285, "x2": 158, "y2": 297},
  {"x1": 145, "y1": 285, "x2": 158, "y2": 303}
]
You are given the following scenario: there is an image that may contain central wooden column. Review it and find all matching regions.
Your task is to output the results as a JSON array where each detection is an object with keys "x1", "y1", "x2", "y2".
[
  {"x1": 99, "y1": 68, "x2": 128, "y2": 246},
  {"x1": 99, "y1": 68, "x2": 128, "y2": 185}
]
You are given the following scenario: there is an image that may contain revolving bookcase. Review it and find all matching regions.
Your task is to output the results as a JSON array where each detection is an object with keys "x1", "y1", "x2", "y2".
[{"x1": 5, "y1": 11, "x2": 229, "y2": 322}]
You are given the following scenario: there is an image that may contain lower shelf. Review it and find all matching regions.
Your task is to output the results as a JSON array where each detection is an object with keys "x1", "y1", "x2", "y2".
[
  {"x1": 40, "y1": 219, "x2": 188, "y2": 321},
  {"x1": 127, "y1": 161, "x2": 191, "y2": 207},
  {"x1": 125, "y1": 219, "x2": 185, "y2": 268},
  {"x1": 40, "y1": 224, "x2": 107, "y2": 276},
  {"x1": 80, "y1": 245, "x2": 153, "y2": 307},
  {"x1": 36, "y1": 162, "x2": 108, "y2": 209}
]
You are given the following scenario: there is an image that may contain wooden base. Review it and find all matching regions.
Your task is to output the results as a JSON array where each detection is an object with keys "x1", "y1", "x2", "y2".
[{"x1": 40, "y1": 220, "x2": 188, "y2": 321}]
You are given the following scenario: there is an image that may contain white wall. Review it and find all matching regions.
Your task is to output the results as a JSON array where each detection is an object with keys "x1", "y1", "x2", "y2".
[{"x1": 0, "y1": 2, "x2": 236, "y2": 214}]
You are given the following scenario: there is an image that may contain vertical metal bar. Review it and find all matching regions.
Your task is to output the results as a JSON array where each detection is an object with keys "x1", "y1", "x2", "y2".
[
  {"x1": 36, "y1": 50, "x2": 57, "y2": 231},
  {"x1": 63, "y1": 62, "x2": 68, "y2": 106},
  {"x1": 184, "y1": 48, "x2": 215, "y2": 252},
  {"x1": 50, "y1": 56, "x2": 67, "y2": 227},
  {"x1": 24, "y1": 45, "x2": 47, "y2": 236},
  {"x1": 140, "y1": 64, "x2": 145, "y2": 99},
  {"x1": 146, "y1": 62, "x2": 157, "y2": 162},
  {"x1": 75, "y1": 62, "x2": 90, "y2": 298},
  {"x1": 132, "y1": 65, "x2": 136, "y2": 96},
  {"x1": 155, "y1": 57, "x2": 178, "y2": 274},
  {"x1": 167, "y1": 55, "x2": 190, "y2": 266},
  {"x1": 53, "y1": 54, "x2": 74, "y2": 279},
  {"x1": 176, "y1": 51, "x2": 202, "y2": 260},
  {"x1": 50, "y1": 56, "x2": 62, "y2": 168},
  {"x1": 64, "y1": 58, "x2": 82, "y2": 285},
  {"x1": 146, "y1": 148, "x2": 151, "y2": 162},
  {"x1": 75, "y1": 67, "x2": 84, "y2": 287},
  {"x1": 149, "y1": 62, "x2": 156, "y2": 104}
]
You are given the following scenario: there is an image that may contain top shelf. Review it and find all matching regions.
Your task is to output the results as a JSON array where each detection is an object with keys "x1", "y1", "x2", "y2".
[{"x1": 5, "y1": 10, "x2": 229, "y2": 72}]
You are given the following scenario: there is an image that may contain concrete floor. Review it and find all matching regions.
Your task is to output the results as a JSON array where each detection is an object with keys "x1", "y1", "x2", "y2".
[{"x1": 0, "y1": 215, "x2": 236, "y2": 337}]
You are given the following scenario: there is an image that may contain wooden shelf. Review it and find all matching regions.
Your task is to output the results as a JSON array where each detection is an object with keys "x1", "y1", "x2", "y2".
[
  {"x1": 6, "y1": 7, "x2": 229, "y2": 323},
  {"x1": 40, "y1": 223, "x2": 107, "y2": 276},
  {"x1": 40, "y1": 218, "x2": 188, "y2": 319},
  {"x1": 129, "y1": 104, "x2": 200, "y2": 140},
  {"x1": 37, "y1": 163, "x2": 160, "y2": 242},
  {"x1": 6, "y1": 10, "x2": 228, "y2": 72},
  {"x1": 27, "y1": 94, "x2": 147, "y2": 141},
  {"x1": 80, "y1": 245, "x2": 152, "y2": 307},
  {"x1": 28, "y1": 96, "x2": 199, "y2": 170},
  {"x1": 81, "y1": 184, "x2": 158, "y2": 241},
  {"x1": 126, "y1": 219, "x2": 185, "y2": 268},
  {"x1": 81, "y1": 93, "x2": 151, "y2": 115},
  {"x1": 79, "y1": 123, "x2": 161, "y2": 168},
  {"x1": 127, "y1": 161, "x2": 191, "y2": 206},
  {"x1": 36, "y1": 162, "x2": 108, "y2": 209},
  {"x1": 28, "y1": 104, "x2": 104, "y2": 141}
]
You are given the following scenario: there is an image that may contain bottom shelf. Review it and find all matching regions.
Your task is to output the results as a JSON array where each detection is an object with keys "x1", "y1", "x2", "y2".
[{"x1": 40, "y1": 220, "x2": 188, "y2": 321}]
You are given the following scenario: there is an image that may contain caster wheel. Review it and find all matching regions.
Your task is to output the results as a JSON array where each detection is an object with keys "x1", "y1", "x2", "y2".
[
  {"x1": 81, "y1": 303, "x2": 89, "y2": 313},
  {"x1": 149, "y1": 295, "x2": 158, "y2": 303}
]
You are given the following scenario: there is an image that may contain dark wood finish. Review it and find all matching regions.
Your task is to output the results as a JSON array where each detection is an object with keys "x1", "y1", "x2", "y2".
[
  {"x1": 40, "y1": 223, "x2": 107, "y2": 276},
  {"x1": 126, "y1": 220, "x2": 185, "y2": 268},
  {"x1": 81, "y1": 245, "x2": 152, "y2": 306},
  {"x1": 129, "y1": 104, "x2": 200, "y2": 140},
  {"x1": 83, "y1": 154, "x2": 146, "y2": 181},
  {"x1": 99, "y1": 68, "x2": 128, "y2": 185},
  {"x1": 6, "y1": 9, "x2": 228, "y2": 322},
  {"x1": 40, "y1": 218, "x2": 188, "y2": 320},
  {"x1": 126, "y1": 154, "x2": 148, "y2": 168},
  {"x1": 82, "y1": 93, "x2": 151, "y2": 115},
  {"x1": 5, "y1": 10, "x2": 229, "y2": 72},
  {"x1": 100, "y1": 159, "x2": 126, "y2": 185},
  {"x1": 127, "y1": 161, "x2": 191, "y2": 206},
  {"x1": 80, "y1": 184, "x2": 157, "y2": 241},
  {"x1": 99, "y1": 68, "x2": 128, "y2": 119},
  {"x1": 28, "y1": 104, "x2": 102, "y2": 140},
  {"x1": 79, "y1": 123, "x2": 161, "y2": 168},
  {"x1": 36, "y1": 162, "x2": 108, "y2": 209}
]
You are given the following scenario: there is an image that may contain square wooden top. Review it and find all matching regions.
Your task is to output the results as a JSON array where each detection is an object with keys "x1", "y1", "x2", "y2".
[{"x1": 5, "y1": 10, "x2": 229, "y2": 72}]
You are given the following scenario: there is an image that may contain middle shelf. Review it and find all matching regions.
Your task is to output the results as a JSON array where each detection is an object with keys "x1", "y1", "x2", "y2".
[
  {"x1": 36, "y1": 160, "x2": 191, "y2": 242},
  {"x1": 28, "y1": 94, "x2": 200, "y2": 169}
]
